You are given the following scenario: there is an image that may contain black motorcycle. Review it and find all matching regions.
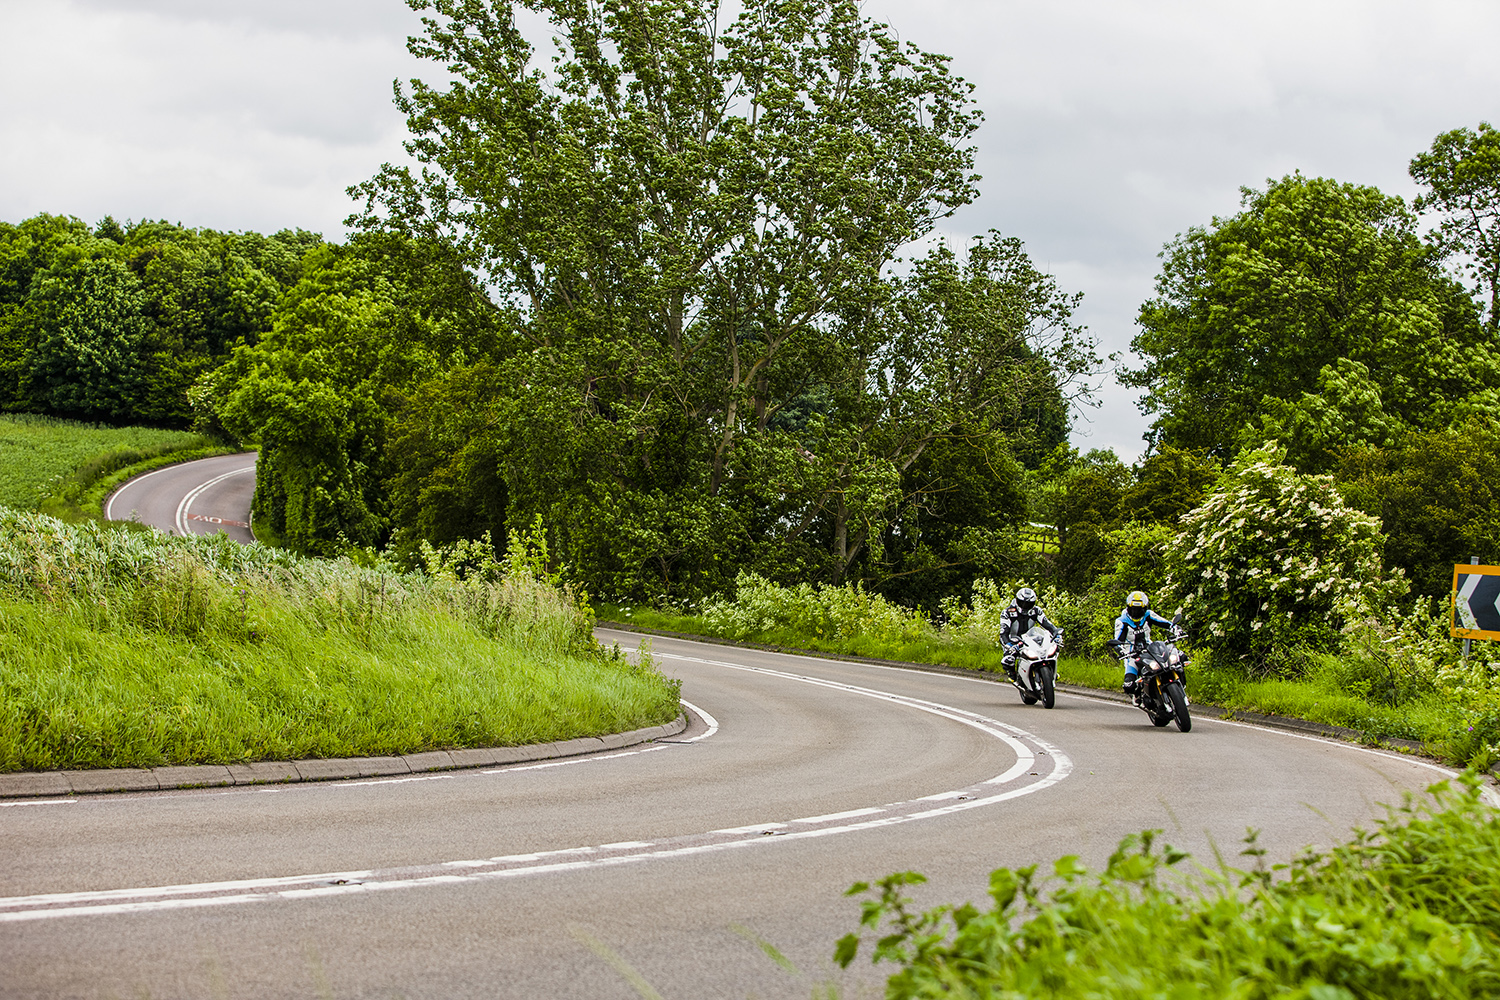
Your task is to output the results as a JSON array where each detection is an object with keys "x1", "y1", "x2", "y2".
[{"x1": 1124, "y1": 615, "x2": 1191, "y2": 732}]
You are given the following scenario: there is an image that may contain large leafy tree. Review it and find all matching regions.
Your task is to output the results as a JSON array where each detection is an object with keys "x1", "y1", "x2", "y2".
[
  {"x1": 0, "y1": 215, "x2": 96, "y2": 413},
  {"x1": 1411, "y1": 122, "x2": 1500, "y2": 332},
  {"x1": 816, "y1": 233, "x2": 1093, "y2": 590},
  {"x1": 207, "y1": 236, "x2": 509, "y2": 555},
  {"x1": 1125, "y1": 174, "x2": 1494, "y2": 458},
  {"x1": 24, "y1": 245, "x2": 149, "y2": 422},
  {"x1": 352, "y1": 0, "x2": 1096, "y2": 599}
]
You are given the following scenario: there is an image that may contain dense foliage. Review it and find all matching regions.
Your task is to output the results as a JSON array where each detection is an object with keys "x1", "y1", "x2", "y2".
[
  {"x1": 837, "y1": 777, "x2": 1500, "y2": 999},
  {"x1": 1125, "y1": 173, "x2": 1497, "y2": 460},
  {"x1": 1411, "y1": 121, "x2": 1500, "y2": 331},
  {"x1": 0, "y1": 213, "x2": 319, "y2": 427},
  {"x1": 197, "y1": 235, "x2": 508, "y2": 555},
  {"x1": 344, "y1": 0, "x2": 1100, "y2": 601}
]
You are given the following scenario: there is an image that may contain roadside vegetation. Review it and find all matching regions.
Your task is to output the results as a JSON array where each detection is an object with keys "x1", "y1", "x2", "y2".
[
  {"x1": 837, "y1": 776, "x2": 1500, "y2": 998},
  {"x1": 0, "y1": 510, "x2": 679, "y2": 771},
  {"x1": 600, "y1": 562, "x2": 1498, "y2": 771}
]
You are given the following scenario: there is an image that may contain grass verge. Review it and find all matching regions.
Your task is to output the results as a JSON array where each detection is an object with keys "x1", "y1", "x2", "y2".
[
  {"x1": 596, "y1": 602, "x2": 1474, "y2": 762},
  {"x1": 1, "y1": 511, "x2": 680, "y2": 771}
]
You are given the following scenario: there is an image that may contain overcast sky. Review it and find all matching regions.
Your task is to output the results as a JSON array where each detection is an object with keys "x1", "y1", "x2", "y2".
[{"x1": 2, "y1": 1, "x2": 1496, "y2": 460}]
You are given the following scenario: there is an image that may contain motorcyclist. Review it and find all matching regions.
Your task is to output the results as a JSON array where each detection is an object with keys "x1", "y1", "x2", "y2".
[
  {"x1": 1000, "y1": 587, "x2": 1063, "y2": 679},
  {"x1": 1108, "y1": 590, "x2": 1174, "y2": 696}
]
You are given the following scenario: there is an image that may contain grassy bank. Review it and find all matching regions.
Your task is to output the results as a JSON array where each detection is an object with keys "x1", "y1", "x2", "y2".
[
  {"x1": 838, "y1": 776, "x2": 1500, "y2": 998},
  {"x1": 0, "y1": 509, "x2": 680, "y2": 771},
  {"x1": 597, "y1": 599, "x2": 1484, "y2": 765}
]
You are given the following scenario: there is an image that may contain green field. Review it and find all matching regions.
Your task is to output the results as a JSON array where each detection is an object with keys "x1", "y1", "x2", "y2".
[{"x1": 0, "y1": 413, "x2": 213, "y2": 512}]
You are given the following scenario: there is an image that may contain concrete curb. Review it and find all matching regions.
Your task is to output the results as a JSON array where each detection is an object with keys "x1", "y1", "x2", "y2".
[
  {"x1": 0, "y1": 713, "x2": 688, "y2": 800},
  {"x1": 597, "y1": 621, "x2": 1437, "y2": 758}
]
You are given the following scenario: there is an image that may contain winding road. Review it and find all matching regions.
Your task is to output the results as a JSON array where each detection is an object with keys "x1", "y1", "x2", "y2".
[
  {"x1": 103, "y1": 451, "x2": 258, "y2": 543},
  {"x1": 1, "y1": 456, "x2": 1475, "y2": 999}
]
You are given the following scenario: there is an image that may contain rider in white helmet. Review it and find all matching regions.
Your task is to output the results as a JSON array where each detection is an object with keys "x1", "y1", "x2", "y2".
[
  {"x1": 1000, "y1": 587, "x2": 1063, "y2": 678},
  {"x1": 1108, "y1": 590, "x2": 1174, "y2": 695}
]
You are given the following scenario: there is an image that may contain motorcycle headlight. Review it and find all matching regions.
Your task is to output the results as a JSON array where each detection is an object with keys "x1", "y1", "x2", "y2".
[{"x1": 1168, "y1": 653, "x2": 1180, "y2": 665}]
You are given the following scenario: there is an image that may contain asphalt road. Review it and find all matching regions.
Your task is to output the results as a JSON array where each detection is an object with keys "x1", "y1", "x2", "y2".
[
  {"x1": 0, "y1": 629, "x2": 1469, "y2": 1000},
  {"x1": 103, "y1": 451, "x2": 258, "y2": 543},
  {"x1": 5, "y1": 454, "x2": 1473, "y2": 998}
]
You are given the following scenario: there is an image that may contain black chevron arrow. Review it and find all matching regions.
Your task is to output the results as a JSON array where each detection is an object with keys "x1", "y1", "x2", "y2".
[{"x1": 1468, "y1": 574, "x2": 1500, "y2": 634}]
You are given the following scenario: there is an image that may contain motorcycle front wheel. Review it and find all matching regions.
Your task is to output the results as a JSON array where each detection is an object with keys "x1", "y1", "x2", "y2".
[
  {"x1": 1041, "y1": 665, "x2": 1055, "y2": 709},
  {"x1": 1141, "y1": 679, "x2": 1170, "y2": 725},
  {"x1": 1167, "y1": 681, "x2": 1191, "y2": 732}
]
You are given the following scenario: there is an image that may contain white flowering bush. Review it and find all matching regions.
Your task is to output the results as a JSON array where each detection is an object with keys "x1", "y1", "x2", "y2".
[
  {"x1": 1163, "y1": 445, "x2": 1403, "y2": 673},
  {"x1": 701, "y1": 571, "x2": 929, "y2": 645}
]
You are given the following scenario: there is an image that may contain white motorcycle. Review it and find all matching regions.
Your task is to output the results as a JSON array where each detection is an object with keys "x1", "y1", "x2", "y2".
[{"x1": 1008, "y1": 625, "x2": 1060, "y2": 709}]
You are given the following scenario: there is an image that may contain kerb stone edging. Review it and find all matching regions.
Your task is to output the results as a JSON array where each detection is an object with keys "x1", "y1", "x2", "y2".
[{"x1": 0, "y1": 713, "x2": 688, "y2": 800}]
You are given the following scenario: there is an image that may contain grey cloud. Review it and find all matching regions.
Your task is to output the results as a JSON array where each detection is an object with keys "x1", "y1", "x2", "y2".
[
  {"x1": 8, "y1": 0, "x2": 1500, "y2": 458},
  {"x1": 72, "y1": 0, "x2": 426, "y2": 40}
]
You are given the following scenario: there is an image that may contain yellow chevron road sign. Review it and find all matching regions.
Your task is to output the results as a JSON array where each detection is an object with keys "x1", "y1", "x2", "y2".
[{"x1": 1452, "y1": 564, "x2": 1500, "y2": 640}]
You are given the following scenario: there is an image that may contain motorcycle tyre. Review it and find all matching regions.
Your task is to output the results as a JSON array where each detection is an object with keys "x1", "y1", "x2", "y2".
[
  {"x1": 1041, "y1": 666, "x2": 1055, "y2": 709},
  {"x1": 1021, "y1": 692, "x2": 1038, "y2": 705},
  {"x1": 1167, "y1": 681, "x2": 1191, "y2": 732}
]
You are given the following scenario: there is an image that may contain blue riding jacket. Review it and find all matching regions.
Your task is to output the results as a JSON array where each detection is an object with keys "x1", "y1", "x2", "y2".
[{"x1": 1110, "y1": 608, "x2": 1174, "y2": 656}]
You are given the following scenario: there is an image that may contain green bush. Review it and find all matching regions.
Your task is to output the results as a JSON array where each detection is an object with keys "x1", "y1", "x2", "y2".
[
  {"x1": 701, "y1": 571, "x2": 930, "y2": 646},
  {"x1": 837, "y1": 776, "x2": 1500, "y2": 999}
]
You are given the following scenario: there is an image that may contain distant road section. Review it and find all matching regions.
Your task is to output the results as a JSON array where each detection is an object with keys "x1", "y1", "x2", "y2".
[{"x1": 104, "y1": 451, "x2": 258, "y2": 544}]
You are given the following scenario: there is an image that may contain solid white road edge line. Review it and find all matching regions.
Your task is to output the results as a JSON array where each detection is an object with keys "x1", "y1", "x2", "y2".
[
  {"x1": 0, "y1": 671, "x2": 1069, "y2": 922},
  {"x1": 601, "y1": 631, "x2": 1497, "y2": 807},
  {"x1": 102, "y1": 462, "x2": 182, "y2": 522}
]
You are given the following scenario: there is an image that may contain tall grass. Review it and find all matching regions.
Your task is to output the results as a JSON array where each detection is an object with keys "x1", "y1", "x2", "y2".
[
  {"x1": 0, "y1": 413, "x2": 212, "y2": 511},
  {"x1": 0, "y1": 507, "x2": 680, "y2": 770}
]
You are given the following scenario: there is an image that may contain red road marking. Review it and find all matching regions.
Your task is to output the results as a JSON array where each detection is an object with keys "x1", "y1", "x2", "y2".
[{"x1": 186, "y1": 514, "x2": 249, "y2": 528}]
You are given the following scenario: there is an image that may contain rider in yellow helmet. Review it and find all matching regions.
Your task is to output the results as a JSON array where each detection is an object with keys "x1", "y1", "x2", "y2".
[{"x1": 1107, "y1": 591, "x2": 1173, "y2": 696}]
